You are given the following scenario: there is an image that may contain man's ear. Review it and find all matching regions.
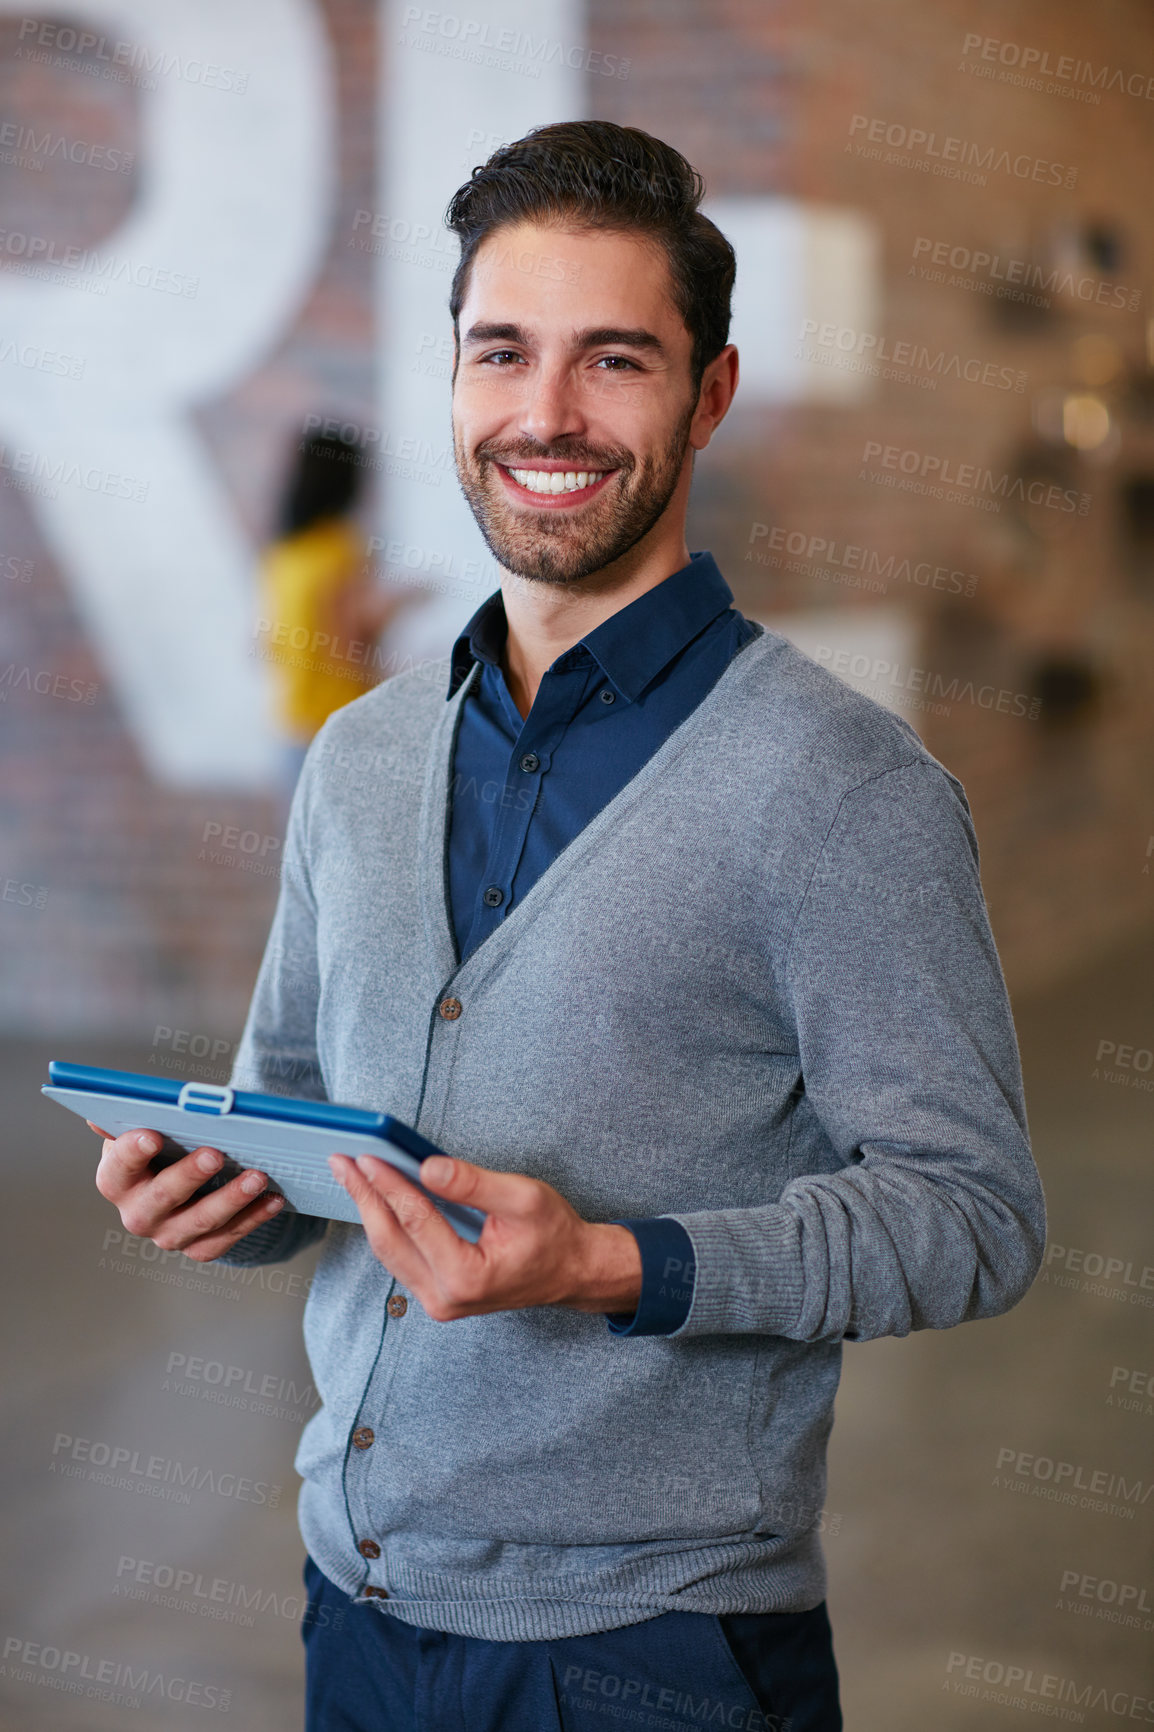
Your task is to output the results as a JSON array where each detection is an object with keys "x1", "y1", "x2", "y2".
[{"x1": 691, "y1": 344, "x2": 739, "y2": 451}]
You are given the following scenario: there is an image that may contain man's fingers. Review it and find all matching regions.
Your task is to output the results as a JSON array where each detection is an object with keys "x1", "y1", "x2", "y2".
[
  {"x1": 418, "y1": 1154, "x2": 537, "y2": 1219},
  {"x1": 335, "y1": 1155, "x2": 443, "y2": 1238},
  {"x1": 99, "y1": 1136, "x2": 216, "y2": 1221},
  {"x1": 331, "y1": 1153, "x2": 406, "y2": 1223},
  {"x1": 90, "y1": 1126, "x2": 287, "y2": 1264},
  {"x1": 332, "y1": 1154, "x2": 493, "y2": 1313},
  {"x1": 95, "y1": 1127, "x2": 185, "y2": 1202},
  {"x1": 149, "y1": 1168, "x2": 281, "y2": 1252},
  {"x1": 86, "y1": 1120, "x2": 111, "y2": 1138},
  {"x1": 330, "y1": 1154, "x2": 446, "y2": 1286},
  {"x1": 175, "y1": 1190, "x2": 288, "y2": 1264},
  {"x1": 133, "y1": 1163, "x2": 273, "y2": 1247}
]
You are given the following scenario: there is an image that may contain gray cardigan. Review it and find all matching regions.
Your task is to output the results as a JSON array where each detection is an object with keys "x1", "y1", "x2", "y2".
[{"x1": 220, "y1": 623, "x2": 1046, "y2": 1640}]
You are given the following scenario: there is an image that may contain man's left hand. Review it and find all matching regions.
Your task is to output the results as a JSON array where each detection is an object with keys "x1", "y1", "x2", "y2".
[{"x1": 328, "y1": 1152, "x2": 643, "y2": 1321}]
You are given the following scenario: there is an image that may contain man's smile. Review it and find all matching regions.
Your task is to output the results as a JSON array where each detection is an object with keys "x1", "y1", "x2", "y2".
[{"x1": 493, "y1": 461, "x2": 619, "y2": 509}]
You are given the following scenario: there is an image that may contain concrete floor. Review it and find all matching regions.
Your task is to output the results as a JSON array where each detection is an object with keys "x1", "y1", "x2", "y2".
[
  {"x1": 826, "y1": 928, "x2": 1154, "y2": 1726},
  {"x1": 1, "y1": 931, "x2": 1151, "y2": 1729}
]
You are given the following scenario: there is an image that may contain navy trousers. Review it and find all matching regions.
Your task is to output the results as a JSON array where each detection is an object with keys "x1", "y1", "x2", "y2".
[{"x1": 302, "y1": 1555, "x2": 842, "y2": 1731}]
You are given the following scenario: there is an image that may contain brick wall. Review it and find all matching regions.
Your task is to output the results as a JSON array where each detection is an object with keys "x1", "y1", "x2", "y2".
[
  {"x1": 0, "y1": 0, "x2": 376, "y2": 1043},
  {"x1": 1, "y1": 0, "x2": 1152, "y2": 1048},
  {"x1": 594, "y1": 0, "x2": 1154, "y2": 993}
]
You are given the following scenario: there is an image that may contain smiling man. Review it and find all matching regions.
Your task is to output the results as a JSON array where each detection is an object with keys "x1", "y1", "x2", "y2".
[{"x1": 94, "y1": 122, "x2": 1045, "y2": 1731}]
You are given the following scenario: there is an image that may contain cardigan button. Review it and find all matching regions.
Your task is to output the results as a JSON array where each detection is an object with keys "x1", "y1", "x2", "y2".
[
  {"x1": 352, "y1": 1426, "x2": 375, "y2": 1450},
  {"x1": 358, "y1": 1539, "x2": 381, "y2": 1559},
  {"x1": 518, "y1": 752, "x2": 540, "y2": 772},
  {"x1": 387, "y1": 1295, "x2": 408, "y2": 1318},
  {"x1": 439, "y1": 996, "x2": 462, "y2": 1020}
]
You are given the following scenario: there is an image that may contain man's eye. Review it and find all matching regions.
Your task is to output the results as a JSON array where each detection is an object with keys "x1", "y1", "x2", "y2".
[
  {"x1": 594, "y1": 355, "x2": 638, "y2": 370},
  {"x1": 479, "y1": 350, "x2": 523, "y2": 365}
]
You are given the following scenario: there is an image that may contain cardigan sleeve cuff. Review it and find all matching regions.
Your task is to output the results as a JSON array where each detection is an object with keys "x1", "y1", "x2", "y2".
[
  {"x1": 658, "y1": 1206, "x2": 807, "y2": 1337},
  {"x1": 604, "y1": 1217, "x2": 696, "y2": 1336},
  {"x1": 212, "y1": 1208, "x2": 327, "y2": 1267}
]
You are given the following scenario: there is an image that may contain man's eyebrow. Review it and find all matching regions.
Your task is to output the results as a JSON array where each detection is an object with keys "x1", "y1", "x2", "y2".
[
  {"x1": 462, "y1": 322, "x2": 526, "y2": 346},
  {"x1": 461, "y1": 321, "x2": 667, "y2": 354},
  {"x1": 578, "y1": 326, "x2": 666, "y2": 353}
]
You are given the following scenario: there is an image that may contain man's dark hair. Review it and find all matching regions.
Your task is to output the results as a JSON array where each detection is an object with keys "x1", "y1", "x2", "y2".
[
  {"x1": 445, "y1": 120, "x2": 736, "y2": 399},
  {"x1": 276, "y1": 430, "x2": 363, "y2": 538}
]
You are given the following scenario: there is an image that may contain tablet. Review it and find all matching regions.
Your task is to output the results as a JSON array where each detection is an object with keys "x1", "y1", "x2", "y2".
[{"x1": 42, "y1": 1060, "x2": 486, "y2": 1242}]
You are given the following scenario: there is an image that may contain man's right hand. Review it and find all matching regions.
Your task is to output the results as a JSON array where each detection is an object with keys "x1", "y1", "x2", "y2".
[{"x1": 92, "y1": 1124, "x2": 284, "y2": 1262}]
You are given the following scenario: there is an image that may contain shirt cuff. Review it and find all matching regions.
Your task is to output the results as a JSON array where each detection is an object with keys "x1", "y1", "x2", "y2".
[{"x1": 604, "y1": 1217, "x2": 696, "y2": 1336}]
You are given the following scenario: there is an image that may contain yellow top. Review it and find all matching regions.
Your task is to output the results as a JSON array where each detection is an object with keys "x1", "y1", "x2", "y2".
[{"x1": 259, "y1": 519, "x2": 376, "y2": 741}]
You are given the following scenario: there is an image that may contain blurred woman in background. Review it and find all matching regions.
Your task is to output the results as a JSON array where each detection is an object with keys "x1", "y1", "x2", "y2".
[{"x1": 261, "y1": 426, "x2": 414, "y2": 795}]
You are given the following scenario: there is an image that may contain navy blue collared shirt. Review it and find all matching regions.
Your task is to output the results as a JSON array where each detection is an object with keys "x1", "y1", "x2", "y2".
[{"x1": 444, "y1": 551, "x2": 758, "y2": 1335}]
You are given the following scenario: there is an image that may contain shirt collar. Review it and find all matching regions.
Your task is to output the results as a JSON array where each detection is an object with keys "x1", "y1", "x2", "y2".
[{"x1": 446, "y1": 551, "x2": 735, "y2": 703}]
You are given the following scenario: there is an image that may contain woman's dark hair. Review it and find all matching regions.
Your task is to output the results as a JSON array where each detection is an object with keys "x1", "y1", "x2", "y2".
[
  {"x1": 276, "y1": 430, "x2": 363, "y2": 538},
  {"x1": 445, "y1": 121, "x2": 736, "y2": 398}
]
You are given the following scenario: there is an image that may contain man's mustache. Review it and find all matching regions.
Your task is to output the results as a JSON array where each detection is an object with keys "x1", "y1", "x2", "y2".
[{"x1": 478, "y1": 450, "x2": 632, "y2": 473}]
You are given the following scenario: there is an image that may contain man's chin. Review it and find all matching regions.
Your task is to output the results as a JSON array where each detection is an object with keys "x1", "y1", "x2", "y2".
[
  {"x1": 477, "y1": 503, "x2": 621, "y2": 586},
  {"x1": 460, "y1": 464, "x2": 676, "y2": 586},
  {"x1": 490, "y1": 543, "x2": 608, "y2": 586}
]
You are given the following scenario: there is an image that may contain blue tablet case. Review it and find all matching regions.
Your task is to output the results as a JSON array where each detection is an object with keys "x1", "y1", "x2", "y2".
[{"x1": 42, "y1": 1060, "x2": 486, "y2": 1242}]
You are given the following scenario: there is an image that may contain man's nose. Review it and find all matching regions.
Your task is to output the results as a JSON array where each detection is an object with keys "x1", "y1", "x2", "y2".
[{"x1": 517, "y1": 364, "x2": 587, "y2": 448}]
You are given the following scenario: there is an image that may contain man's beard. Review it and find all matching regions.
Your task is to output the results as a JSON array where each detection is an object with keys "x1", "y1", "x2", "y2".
[{"x1": 453, "y1": 399, "x2": 696, "y2": 586}]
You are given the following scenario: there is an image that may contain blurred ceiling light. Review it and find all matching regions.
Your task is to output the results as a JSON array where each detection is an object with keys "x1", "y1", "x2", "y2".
[
  {"x1": 1071, "y1": 333, "x2": 1123, "y2": 387},
  {"x1": 1062, "y1": 393, "x2": 1112, "y2": 450}
]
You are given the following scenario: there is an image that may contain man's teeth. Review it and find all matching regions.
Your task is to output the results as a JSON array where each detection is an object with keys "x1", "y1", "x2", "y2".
[{"x1": 507, "y1": 468, "x2": 607, "y2": 494}]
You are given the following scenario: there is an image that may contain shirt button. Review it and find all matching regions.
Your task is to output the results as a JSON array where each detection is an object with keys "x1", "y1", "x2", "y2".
[
  {"x1": 363, "y1": 1586, "x2": 390, "y2": 1599},
  {"x1": 439, "y1": 996, "x2": 462, "y2": 1020},
  {"x1": 518, "y1": 752, "x2": 539, "y2": 772},
  {"x1": 352, "y1": 1426, "x2": 375, "y2": 1450},
  {"x1": 482, "y1": 885, "x2": 503, "y2": 907},
  {"x1": 387, "y1": 1295, "x2": 408, "y2": 1318},
  {"x1": 358, "y1": 1539, "x2": 381, "y2": 1559},
  {"x1": 599, "y1": 688, "x2": 616, "y2": 704}
]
